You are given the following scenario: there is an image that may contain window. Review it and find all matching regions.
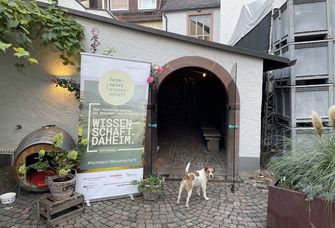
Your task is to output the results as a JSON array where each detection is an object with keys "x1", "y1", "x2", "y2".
[
  {"x1": 101, "y1": 0, "x2": 108, "y2": 9},
  {"x1": 188, "y1": 14, "x2": 211, "y2": 41},
  {"x1": 87, "y1": 0, "x2": 108, "y2": 9},
  {"x1": 138, "y1": 0, "x2": 156, "y2": 10},
  {"x1": 110, "y1": 0, "x2": 128, "y2": 10}
]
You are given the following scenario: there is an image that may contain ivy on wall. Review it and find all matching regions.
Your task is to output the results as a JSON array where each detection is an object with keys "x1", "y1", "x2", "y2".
[
  {"x1": 52, "y1": 76, "x2": 80, "y2": 100},
  {"x1": 0, "y1": 0, "x2": 84, "y2": 68}
]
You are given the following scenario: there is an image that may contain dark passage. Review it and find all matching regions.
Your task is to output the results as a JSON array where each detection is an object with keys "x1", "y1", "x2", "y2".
[
  {"x1": 155, "y1": 67, "x2": 227, "y2": 178},
  {"x1": 158, "y1": 67, "x2": 227, "y2": 126}
]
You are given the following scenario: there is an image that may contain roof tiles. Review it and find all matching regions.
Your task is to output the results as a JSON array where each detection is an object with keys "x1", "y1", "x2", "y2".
[{"x1": 163, "y1": 0, "x2": 220, "y2": 12}]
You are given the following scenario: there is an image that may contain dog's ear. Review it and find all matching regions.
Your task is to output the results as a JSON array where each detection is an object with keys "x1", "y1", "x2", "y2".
[{"x1": 205, "y1": 167, "x2": 208, "y2": 172}]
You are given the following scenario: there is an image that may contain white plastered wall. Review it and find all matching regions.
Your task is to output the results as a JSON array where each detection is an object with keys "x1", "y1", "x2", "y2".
[
  {"x1": 76, "y1": 16, "x2": 264, "y2": 160},
  {"x1": 163, "y1": 8, "x2": 221, "y2": 43},
  {"x1": 136, "y1": 21, "x2": 163, "y2": 30},
  {"x1": 0, "y1": 47, "x2": 80, "y2": 148},
  {"x1": 0, "y1": 15, "x2": 264, "y2": 170}
]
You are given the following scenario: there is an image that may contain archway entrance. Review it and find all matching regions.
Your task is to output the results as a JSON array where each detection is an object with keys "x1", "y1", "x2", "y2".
[
  {"x1": 156, "y1": 67, "x2": 227, "y2": 177},
  {"x1": 151, "y1": 56, "x2": 240, "y2": 178}
]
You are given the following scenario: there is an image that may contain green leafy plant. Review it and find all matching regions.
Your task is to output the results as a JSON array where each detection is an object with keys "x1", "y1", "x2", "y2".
[
  {"x1": 132, "y1": 175, "x2": 165, "y2": 193},
  {"x1": 18, "y1": 133, "x2": 87, "y2": 181},
  {"x1": 0, "y1": 0, "x2": 84, "y2": 68},
  {"x1": 268, "y1": 105, "x2": 335, "y2": 202},
  {"x1": 52, "y1": 76, "x2": 80, "y2": 100}
]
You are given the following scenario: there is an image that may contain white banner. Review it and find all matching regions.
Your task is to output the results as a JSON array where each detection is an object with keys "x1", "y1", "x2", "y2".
[
  {"x1": 76, "y1": 53, "x2": 150, "y2": 201},
  {"x1": 76, "y1": 168, "x2": 143, "y2": 201}
]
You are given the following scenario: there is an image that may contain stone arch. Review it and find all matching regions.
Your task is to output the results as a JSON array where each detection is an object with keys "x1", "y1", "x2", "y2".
[{"x1": 157, "y1": 56, "x2": 240, "y2": 174}]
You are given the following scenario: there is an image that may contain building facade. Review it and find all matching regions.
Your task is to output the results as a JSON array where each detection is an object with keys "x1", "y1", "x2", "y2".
[
  {"x1": 232, "y1": 0, "x2": 335, "y2": 155},
  {"x1": 0, "y1": 2, "x2": 289, "y2": 176},
  {"x1": 80, "y1": 0, "x2": 269, "y2": 45},
  {"x1": 38, "y1": 0, "x2": 115, "y2": 18},
  {"x1": 85, "y1": 0, "x2": 166, "y2": 29},
  {"x1": 162, "y1": 0, "x2": 221, "y2": 42}
]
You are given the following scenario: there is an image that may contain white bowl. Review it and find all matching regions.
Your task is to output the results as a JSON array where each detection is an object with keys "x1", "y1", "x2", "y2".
[{"x1": 0, "y1": 192, "x2": 16, "y2": 204}]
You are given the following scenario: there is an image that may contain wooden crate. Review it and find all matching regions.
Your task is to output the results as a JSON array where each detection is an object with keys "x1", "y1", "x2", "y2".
[{"x1": 36, "y1": 192, "x2": 84, "y2": 227}]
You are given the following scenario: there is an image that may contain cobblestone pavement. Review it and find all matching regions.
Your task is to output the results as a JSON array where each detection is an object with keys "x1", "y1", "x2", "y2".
[
  {"x1": 156, "y1": 125, "x2": 226, "y2": 178},
  {"x1": 0, "y1": 167, "x2": 268, "y2": 228}
]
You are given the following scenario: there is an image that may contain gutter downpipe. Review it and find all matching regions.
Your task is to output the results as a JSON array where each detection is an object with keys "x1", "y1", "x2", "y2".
[{"x1": 163, "y1": 12, "x2": 168, "y2": 31}]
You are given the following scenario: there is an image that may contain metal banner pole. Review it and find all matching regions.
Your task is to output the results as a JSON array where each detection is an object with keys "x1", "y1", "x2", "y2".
[{"x1": 230, "y1": 63, "x2": 237, "y2": 193}]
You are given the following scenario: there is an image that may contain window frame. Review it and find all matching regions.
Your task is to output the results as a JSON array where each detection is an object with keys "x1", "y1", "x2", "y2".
[
  {"x1": 110, "y1": 0, "x2": 129, "y2": 10},
  {"x1": 187, "y1": 11, "x2": 214, "y2": 41},
  {"x1": 102, "y1": 0, "x2": 108, "y2": 9},
  {"x1": 138, "y1": 0, "x2": 157, "y2": 10}
]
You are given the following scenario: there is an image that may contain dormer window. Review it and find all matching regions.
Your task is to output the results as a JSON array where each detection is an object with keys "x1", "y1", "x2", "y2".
[
  {"x1": 138, "y1": 0, "x2": 156, "y2": 10},
  {"x1": 188, "y1": 13, "x2": 212, "y2": 41},
  {"x1": 110, "y1": 0, "x2": 129, "y2": 10}
]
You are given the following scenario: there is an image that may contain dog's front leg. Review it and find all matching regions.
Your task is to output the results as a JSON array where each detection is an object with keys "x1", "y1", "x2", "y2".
[
  {"x1": 197, "y1": 187, "x2": 201, "y2": 196},
  {"x1": 202, "y1": 183, "x2": 209, "y2": 200}
]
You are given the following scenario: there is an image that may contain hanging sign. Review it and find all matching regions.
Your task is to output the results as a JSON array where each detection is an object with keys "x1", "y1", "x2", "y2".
[{"x1": 75, "y1": 53, "x2": 150, "y2": 202}]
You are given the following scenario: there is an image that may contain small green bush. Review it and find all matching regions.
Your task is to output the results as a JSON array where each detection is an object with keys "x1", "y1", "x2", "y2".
[{"x1": 132, "y1": 176, "x2": 165, "y2": 193}]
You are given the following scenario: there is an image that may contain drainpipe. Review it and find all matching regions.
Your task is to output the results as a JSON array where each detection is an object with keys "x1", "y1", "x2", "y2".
[{"x1": 163, "y1": 12, "x2": 168, "y2": 32}]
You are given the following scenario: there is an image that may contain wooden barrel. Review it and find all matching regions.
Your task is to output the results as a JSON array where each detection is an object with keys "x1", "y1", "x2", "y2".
[{"x1": 13, "y1": 126, "x2": 75, "y2": 192}]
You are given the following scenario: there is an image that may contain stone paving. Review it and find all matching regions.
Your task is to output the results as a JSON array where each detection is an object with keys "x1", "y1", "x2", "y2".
[
  {"x1": 0, "y1": 166, "x2": 269, "y2": 228},
  {"x1": 156, "y1": 125, "x2": 226, "y2": 178}
]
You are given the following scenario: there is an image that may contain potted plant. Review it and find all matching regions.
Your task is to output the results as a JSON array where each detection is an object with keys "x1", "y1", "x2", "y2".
[
  {"x1": 18, "y1": 133, "x2": 87, "y2": 201},
  {"x1": 267, "y1": 106, "x2": 335, "y2": 228},
  {"x1": 132, "y1": 175, "x2": 165, "y2": 201}
]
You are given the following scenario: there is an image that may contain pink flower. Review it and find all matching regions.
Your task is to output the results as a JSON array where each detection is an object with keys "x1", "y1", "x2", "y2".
[
  {"x1": 51, "y1": 76, "x2": 58, "y2": 83},
  {"x1": 156, "y1": 66, "x2": 164, "y2": 74},
  {"x1": 147, "y1": 76, "x2": 154, "y2": 84}
]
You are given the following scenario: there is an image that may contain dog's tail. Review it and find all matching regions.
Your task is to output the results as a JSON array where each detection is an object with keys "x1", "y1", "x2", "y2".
[{"x1": 185, "y1": 162, "x2": 191, "y2": 174}]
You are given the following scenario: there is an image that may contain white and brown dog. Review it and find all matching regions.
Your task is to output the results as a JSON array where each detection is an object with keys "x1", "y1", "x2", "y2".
[{"x1": 176, "y1": 162, "x2": 215, "y2": 207}]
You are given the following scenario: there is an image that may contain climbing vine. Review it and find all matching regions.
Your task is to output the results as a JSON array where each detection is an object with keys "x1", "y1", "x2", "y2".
[
  {"x1": 52, "y1": 27, "x2": 117, "y2": 100},
  {"x1": 52, "y1": 76, "x2": 80, "y2": 100},
  {"x1": 0, "y1": 0, "x2": 84, "y2": 68}
]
